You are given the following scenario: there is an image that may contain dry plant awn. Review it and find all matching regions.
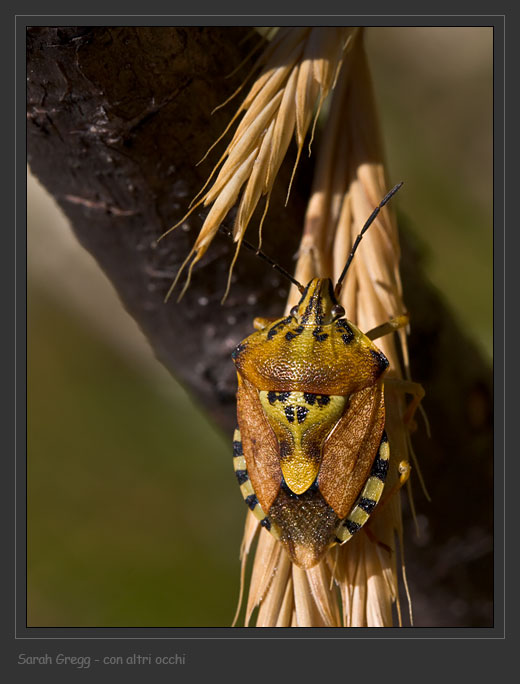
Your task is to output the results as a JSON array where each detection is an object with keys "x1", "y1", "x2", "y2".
[{"x1": 159, "y1": 27, "x2": 358, "y2": 302}]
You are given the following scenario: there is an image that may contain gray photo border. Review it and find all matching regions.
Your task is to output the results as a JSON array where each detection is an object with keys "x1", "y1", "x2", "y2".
[{"x1": 7, "y1": 1, "x2": 509, "y2": 679}]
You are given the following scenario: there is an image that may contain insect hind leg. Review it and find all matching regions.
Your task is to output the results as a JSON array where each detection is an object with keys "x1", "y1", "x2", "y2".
[
  {"x1": 384, "y1": 377, "x2": 428, "y2": 434},
  {"x1": 371, "y1": 459, "x2": 411, "y2": 515},
  {"x1": 366, "y1": 316, "x2": 428, "y2": 433}
]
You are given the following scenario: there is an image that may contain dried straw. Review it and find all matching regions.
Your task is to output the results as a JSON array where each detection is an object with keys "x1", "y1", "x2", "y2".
[{"x1": 160, "y1": 27, "x2": 359, "y2": 302}]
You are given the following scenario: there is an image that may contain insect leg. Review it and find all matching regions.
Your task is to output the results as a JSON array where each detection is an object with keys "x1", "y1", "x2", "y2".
[
  {"x1": 371, "y1": 460, "x2": 411, "y2": 514},
  {"x1": 362, "y1": 526, "x2": 392, "y2": 553},
  {"x1": 384, "y1": 378, "x2": 428, "y2": 434},
  {"x1": 253, "y1": 316, "x2": 278, "y2": 331},
  {"x1": 365, "y1": 313, "x2": 409, "y2": 341}
]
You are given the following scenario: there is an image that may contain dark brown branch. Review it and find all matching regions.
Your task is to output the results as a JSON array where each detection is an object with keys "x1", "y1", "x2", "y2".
[
  {"x1": 27, "y1": 26, "x2": 308, "y2": 428},
  {"x1": 27, "y1": 26, "x2": 492, "y2": 628}
]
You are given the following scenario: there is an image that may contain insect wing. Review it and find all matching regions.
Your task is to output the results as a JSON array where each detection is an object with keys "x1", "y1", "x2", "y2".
[
  {"x1": 236, "y1": 375, "x2": 282, "y2": 512},
  {"x1": 318, "y1": 382, "x2": 385, "y2": 518}
]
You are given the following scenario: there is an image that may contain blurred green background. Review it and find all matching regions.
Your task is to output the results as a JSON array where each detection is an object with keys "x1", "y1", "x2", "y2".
[{"x1": 27, "y1": 26, "x2": 492, "y2": 627}]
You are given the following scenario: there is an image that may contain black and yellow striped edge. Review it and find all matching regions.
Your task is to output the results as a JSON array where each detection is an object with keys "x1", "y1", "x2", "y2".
[
  {"x1": 334, "y1": 431, "x2": 389, "y2": 543},
  {"x1": 232, "y1": 428, "x2": 281, "y2": 540},
  {"x1": 232, "y1": 428, "x2": 389, "y2": 547}
]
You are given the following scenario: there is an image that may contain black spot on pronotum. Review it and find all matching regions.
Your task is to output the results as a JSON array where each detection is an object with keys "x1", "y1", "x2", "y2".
[
  {"x1": 336, "y1": 319, "x2": 354, "y2": 344},
  {"x1": 358, "y1": 497, "x2": 377, "y2": 514},
  {"x1": 260, "y1": 518, "x2": 271, "y2": 531},
  {"x1": 343, "y1": 519, "x2": 361, "y2": 534},
  {"x1": 267, "y1": 322, "x2": 283, "y2": 340},
  {"x1": 296, "y1": 406, "x2": 309, "y2": 423},
  {"x1": 285, "y1": 325, "x2": 304, "y2": 341},
  {"x1": 371, "y1": 457, "x2": 389, "y2": 481},
  {"x1": 370, "y1": 348, "x2": 389, "y2": 373},
  {"x1": 312, "y1": 327, "x2": 329, "y2": 342},
  {"x1": 235, "y1": 469, "x2": 249, "y2": 485},
  {"x1": 232, "y1": 440, "x2": 243, "y2": 456},
  {"x1": 317, "y1": 395, "x2": 330, "y2": 407},
  {"x1": 231, "y1": 343, "x2": 246, "y2": 360},
  {"x1": 267, "y1": 316, "x2": 292, "y2": 340},
  {"x1": 284, "y1": 406, "x2": 295, "y2": 423},
  {"x1": 304, "y1": 392, "x2": 316, "y2": 405},
  {"x1": 245, "y1": 494, "x2": 258, "y2": 510}
]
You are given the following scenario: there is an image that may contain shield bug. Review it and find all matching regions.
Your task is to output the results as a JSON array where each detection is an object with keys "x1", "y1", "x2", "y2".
[{"x1": 231, "y1": 183, "x2": 414, "y2": 569}]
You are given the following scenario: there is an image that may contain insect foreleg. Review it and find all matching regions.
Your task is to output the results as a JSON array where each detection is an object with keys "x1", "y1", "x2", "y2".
[
  {"x1": 365, "y1": 314, "x2": 409, "y2": 341},
  {"x1": 253, "y1": 316, "x2": 277, "y2": 331}
]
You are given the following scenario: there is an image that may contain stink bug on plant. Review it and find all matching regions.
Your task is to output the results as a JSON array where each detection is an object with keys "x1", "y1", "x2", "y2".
[{"x1": 231, "y1": 183, "x2": 420, "y2": 569}]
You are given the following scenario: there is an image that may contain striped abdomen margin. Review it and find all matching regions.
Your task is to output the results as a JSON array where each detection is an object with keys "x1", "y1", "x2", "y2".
[
  {"x1": 232, "y1": 428, "x2": 389, "y2": 547},
  {"x1": 333, "y1": 431, "x2": 390, "y2": 543},
  {"x1": 232, "y1": 429, "x2": 281, "y2": 540}
]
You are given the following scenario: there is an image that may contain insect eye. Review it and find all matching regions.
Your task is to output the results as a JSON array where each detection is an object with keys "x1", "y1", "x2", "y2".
[
  {"x1": 331, "y1": 304, "x2": 345, "y2": 319},
  {"x1": 290, "y1": 306, "x2": 299, "y2": 318}
]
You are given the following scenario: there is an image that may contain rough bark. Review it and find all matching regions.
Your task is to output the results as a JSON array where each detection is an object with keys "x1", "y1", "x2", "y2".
[
  {"x1": 26, "y1": 26, "x2": 493, "y2": 628},
  {"x1": 27, "y1": 26, "x2": 309, "y2": 427}
]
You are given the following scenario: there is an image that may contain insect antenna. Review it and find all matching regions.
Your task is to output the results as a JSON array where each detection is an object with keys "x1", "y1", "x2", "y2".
[
  {"x1": 334, "y1": 182, "x2": 404, "y2": 297},
  {"x1": 219, "y1": 225, "x2": 305, "y2": 294}
]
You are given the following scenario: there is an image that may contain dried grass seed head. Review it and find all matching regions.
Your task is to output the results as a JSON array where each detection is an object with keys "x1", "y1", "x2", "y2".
[{"x1": 161, "y1": 27, "x2": 358, "y2": 301}]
